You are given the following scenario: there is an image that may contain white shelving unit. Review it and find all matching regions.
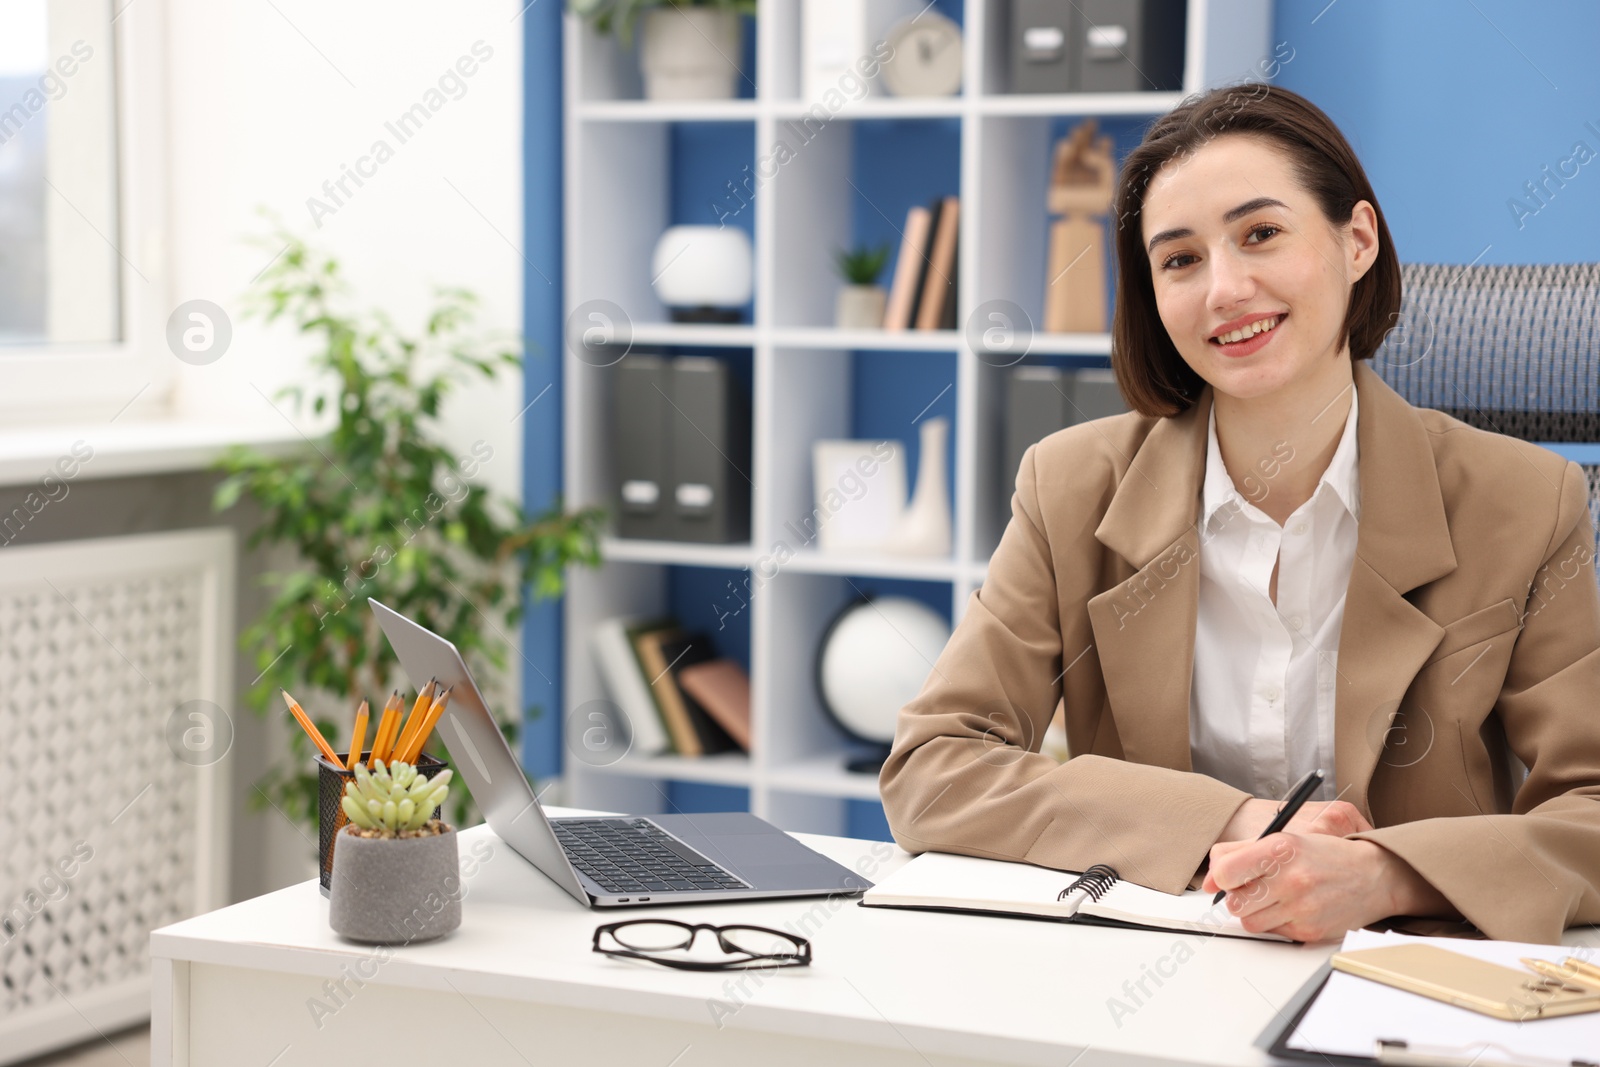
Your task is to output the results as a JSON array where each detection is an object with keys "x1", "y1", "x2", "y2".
[{"x1": 561, "y1": 0, "x2": 1272, "y2": 836}]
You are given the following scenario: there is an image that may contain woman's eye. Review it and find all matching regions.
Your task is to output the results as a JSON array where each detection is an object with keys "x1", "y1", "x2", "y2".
[{"x1": 1159, "y1": 225, "x2": 1279, "y2": 271}]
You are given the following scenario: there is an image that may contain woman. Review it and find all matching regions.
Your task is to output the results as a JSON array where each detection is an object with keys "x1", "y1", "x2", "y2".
[{"x1": 878, "y1": 84, "x2": 1600, "y2": 945}]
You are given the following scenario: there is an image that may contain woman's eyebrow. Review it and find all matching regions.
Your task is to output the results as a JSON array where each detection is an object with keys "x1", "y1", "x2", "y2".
[{"x1": 1145, "y1": 196, "x2": 1290, "y2": 255}]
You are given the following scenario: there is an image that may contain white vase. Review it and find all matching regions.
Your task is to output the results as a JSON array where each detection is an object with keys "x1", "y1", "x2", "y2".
[
  {"x1": 836, "y1": 285, "x2": 887, "y2": 329},
  {"x1": 638, "y1": 8, "x2": 742, "y2": 101},
  {"x1": 886, "y1": 416, "x2": 952, "y2": 557}
]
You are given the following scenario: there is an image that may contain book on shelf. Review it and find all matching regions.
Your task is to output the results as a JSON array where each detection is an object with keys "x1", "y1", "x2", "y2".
[
  {"x1": 630, "y1": 625, "x2": 741, "y2": 758},
  {"x1": 902, "y1": 198, "x2": 940, "y2": 329},
  {"x1": 882, "y1": 204, "x2": 933, "y2": 330},
  {"x1": 914, "y1": 195, "x2": 960, "y2": 330},
  {"x1": 657, "y1": 632, "x2": 741, "y2": 757},
  {"x1": 861, "y1": 852, "x2": 1292, "y2": 941},
  {"x1": 677, "y1": 658, "x2": 752, "y2": 751},
  {"x1": 591, "y1": 615, "x2": 675, "y2": 757}
]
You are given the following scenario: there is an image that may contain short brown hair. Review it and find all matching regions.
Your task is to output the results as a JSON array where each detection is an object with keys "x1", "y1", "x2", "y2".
[{"x1": 1109, "y1": 84, "x2": 1403, "y2": 417}]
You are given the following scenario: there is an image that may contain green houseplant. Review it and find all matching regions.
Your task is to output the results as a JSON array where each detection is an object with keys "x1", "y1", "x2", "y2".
[
  {"x1": 567, "y1": 0, "x2": 756, "y2": 98},
  {"x1": 215, "y1": 224, "x2": 604, "y2": 832},
  {"x1": 833, "y1": 242, "x2": 892, "y2": 330}
]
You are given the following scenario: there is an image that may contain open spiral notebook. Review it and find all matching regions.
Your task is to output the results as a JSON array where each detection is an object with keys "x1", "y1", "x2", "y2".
[{"x1": 860, "y1": 851, "x2": 1293, "y2": 942}]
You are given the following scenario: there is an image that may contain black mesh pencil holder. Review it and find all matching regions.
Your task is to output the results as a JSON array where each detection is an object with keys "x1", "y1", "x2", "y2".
[{"x1": 315, "y1": 751, "x2": 450, "y2": 897}]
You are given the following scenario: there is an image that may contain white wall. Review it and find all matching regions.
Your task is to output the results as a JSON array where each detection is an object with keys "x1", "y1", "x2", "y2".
[
  {"x1": 160, "y1": 0, "x2": 527, "y2": 892},
  {"x1": 163, "y1": 0, "x2": 526, "y2": 508}
]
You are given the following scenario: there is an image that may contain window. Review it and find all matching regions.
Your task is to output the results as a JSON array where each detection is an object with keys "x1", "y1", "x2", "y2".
[
  {"x1": 0, "y1": 0, "x2": 169, "y2": 421},
  {"x1": 0, "y1": 0, "x2": 120, "y2": 346}
]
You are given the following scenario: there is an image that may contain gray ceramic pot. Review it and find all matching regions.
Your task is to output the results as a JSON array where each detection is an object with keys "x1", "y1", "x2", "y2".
[{"x1": 328, "y1": 825, "x2": 461, "y2": 945}]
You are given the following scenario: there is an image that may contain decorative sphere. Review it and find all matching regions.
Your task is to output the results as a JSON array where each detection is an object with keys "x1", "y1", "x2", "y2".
[
  {"x1": 817, "y1": 596, "x2": 951, "y2": 745},
  {"x1": 651, "y1": 226, "x2": 753, "y2": 309}
]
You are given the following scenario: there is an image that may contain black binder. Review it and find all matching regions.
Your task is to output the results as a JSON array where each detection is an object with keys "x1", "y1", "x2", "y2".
[
  {"x1": 1073, "y1": 0, "x2": 1187, "y2": 93},
  {"x1": 1003, "y1": 366, "x2": 1127, "y2": 527},
  {"x1": 667, "y1": 357, "x2": 751, "y2": 544},
  {"x1": 1010, "y1": 0, "x2": 1186, "y2": 93},
  {"x1": 614, "y1": 355, "x2": 672, "y2": 540}
]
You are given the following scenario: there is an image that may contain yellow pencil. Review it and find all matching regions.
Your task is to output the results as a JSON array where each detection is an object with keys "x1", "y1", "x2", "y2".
[
  {"x1": 345, "y1": 699, "x2": 369, "y2": 772},
  {"x1": 280, "y1": 689, "x2": 343, "y2": 765},
  {"x1": 391, "y1": 679, "x2": 437, "y2": 767},
  {"x1": 1560, "y1": 956, "x2": 1600, "y2": 985},
  {"x1": 1521, "y1": 958, "x2": 1600, "y2": 992},
  {"x1": 368, "y1": 690, "x2": 402, "y2": 767},
  {"x1": 398, "y1": 686, "x2": 452, "y2": 765}
]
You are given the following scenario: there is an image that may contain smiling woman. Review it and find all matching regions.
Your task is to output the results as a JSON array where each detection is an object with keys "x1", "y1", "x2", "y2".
[
  {"x1": 1110, "y1": 86, "x2": 1403, "y2": 420},
  {"x1": 879, "y1": 83, "x2": 1600, "y2": 946}
]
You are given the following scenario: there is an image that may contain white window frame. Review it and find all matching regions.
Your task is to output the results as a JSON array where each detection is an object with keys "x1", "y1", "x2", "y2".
[{"x1": 0, "y1": 0, "x2": 172, "y2": 423}]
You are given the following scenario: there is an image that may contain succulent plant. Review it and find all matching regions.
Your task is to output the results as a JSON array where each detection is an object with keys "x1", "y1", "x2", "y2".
[
  {"x1": 341, "y1": 760, "x2": 453, "y2": 835},
  {"x1": 834, "y1": 242, "x2": 892, "y2": 287}
]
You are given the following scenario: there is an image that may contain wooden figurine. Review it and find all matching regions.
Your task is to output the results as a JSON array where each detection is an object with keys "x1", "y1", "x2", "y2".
[{"x1": 1044, "y1": 119, "x2": 1115, "y2": 334}]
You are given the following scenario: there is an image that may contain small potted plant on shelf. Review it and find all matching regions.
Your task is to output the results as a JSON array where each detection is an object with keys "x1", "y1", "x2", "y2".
[
  {"x1": 833, "y1": 242, "x2": 892, "y2": 329},
  {"x1": 328, "y1": 760, "x2": 461, "y2": 944},
  {"x1": 567, "y1": 0, "x2": 756, "y2": 101}
]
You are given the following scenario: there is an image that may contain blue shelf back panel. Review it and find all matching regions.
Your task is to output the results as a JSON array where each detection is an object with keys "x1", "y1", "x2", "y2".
[
  {"x1": 846, "y1": 798, "x2": 894, "y2": 842},
  {"x1": 851, "y1": 349, "x2": 959, "y2": 515},
  {"x1": 853, "y1": 119, "x2": 962, "y2": 300},
  {"x1": 666, "y1": 780, "x2": 751, "y2": 814},
  {"x1": 670, "y1": 122, "x2": 757, "y2": 322},
  {"x1": 837, "y1": 574, "x2": 954, "y2": 627},
  {"x1": 667, "y1": 564, "x2": 755, "y2": 673},
  {"x1": 737, "y1": 16, "x2": 758, "y2": 98}
]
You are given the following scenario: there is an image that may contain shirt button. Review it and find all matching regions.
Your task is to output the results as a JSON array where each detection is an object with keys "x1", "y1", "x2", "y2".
[
  {"x1": 1290, "y1": 616, "x2": 1304, "y2": 630},
  {"x1": 1264, "y1": 687, "x2": 1281, "y2": 702},
  {"x1": 1291, "y1": 522, "x2": 1307, "y2": 535}
]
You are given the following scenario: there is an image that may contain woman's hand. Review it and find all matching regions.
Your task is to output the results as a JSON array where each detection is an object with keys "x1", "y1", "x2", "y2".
[
  {"x1": 1217, "y1": 797, "x2": 1372, "y2": 843},
  {"x1": 1202, "y1": 832, "x2": 1459, "y2": 942}
]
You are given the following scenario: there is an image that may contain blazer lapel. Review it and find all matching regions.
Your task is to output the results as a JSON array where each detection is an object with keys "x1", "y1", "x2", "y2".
[
  {"x1": 1087, "y1": 389, "x2": 1211, "y2": 771},
  {"x1": 1082, "y1": 362, "x2": 1456, "y2": 810},
  {"x1": 1334, "y1": 362, "x2": 1454, "y2": 820}
]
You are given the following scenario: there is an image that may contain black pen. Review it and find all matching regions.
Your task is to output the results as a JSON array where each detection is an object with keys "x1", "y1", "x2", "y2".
[{"x1": 1212, "y1": 768, "x2": 1326, "y2": 904}]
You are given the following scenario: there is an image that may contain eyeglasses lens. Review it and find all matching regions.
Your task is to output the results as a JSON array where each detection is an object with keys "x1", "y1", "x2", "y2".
[
  {"x1": 609, "y1": 921, "x2": 694, "y2": 952},
  {"x1": 717, "y1": 925, "x2": 803, "y2": 958}
]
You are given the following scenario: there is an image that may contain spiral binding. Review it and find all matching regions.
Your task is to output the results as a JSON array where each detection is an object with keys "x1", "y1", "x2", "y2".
[{"x1": 1056, "y1": 863, "x2": 1120, "y2": 903}]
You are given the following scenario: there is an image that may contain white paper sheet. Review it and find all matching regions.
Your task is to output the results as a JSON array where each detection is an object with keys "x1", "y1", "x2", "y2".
[{"x1": 1288, "y1": 930, "x2": 1600, "y2": 1064}]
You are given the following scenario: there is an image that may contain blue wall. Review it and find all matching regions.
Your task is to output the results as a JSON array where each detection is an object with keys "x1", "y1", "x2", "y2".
[
  {"x1": 1271, "y1": 0, "x2": 1600, "y2": 265},
  {"x1": 525, "y1": 1, "x2": 1600, "y2": 793}
]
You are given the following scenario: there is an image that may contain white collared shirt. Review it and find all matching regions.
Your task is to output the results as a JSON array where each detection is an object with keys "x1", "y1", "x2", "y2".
[{"x1": 1188, "y1": 388, "x2": 1360, "y2": 803}]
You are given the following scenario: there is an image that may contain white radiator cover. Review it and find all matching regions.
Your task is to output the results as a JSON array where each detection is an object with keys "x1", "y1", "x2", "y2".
[{"x1": 0, "y1": 528, "x2": 233, "y2": 1064}]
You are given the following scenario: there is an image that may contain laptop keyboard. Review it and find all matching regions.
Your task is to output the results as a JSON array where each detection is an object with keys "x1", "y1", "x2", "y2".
[{"x1": 551, "y1": 818, "x2": 751, "y2": 895}]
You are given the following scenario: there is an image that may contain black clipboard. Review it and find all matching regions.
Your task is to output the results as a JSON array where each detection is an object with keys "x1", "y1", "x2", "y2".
[{"x1": 1256, "y1": 962, "x2": 1600, "y2": 1067}]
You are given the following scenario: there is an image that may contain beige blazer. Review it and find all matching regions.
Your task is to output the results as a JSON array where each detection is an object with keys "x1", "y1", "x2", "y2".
[{"x1": 879, "y1": 360, "x2": 1600, "y2": 943}]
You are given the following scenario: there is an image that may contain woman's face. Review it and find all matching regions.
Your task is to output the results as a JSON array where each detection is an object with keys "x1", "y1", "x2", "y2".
[{"x1": 1140, "y1": 134, "x2": 1378, "y2": 405}]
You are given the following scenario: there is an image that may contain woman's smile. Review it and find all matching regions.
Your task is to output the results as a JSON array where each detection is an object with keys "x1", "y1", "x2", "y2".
[{"x1": 1210, "y1": 311, "x2": 1287, "y2": 357}]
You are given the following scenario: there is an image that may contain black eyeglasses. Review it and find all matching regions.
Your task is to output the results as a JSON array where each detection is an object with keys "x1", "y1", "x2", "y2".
[{"x1": 592, "y1": 919, "x2": 812, "y2": 971}]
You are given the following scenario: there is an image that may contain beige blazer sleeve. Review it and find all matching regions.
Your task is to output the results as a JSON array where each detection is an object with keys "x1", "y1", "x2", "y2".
[
  {"x1": 878, "y1": 444, "x2": 1253, "y2": 894},
  {"x1": 1353, "y1": 459, "x2": 1600, "y2": 944}
]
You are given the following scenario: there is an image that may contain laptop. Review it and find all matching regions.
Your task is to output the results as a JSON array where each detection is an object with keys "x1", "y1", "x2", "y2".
[{"x1": 370, "y1": 599, "x2": 872, "y2": 908}]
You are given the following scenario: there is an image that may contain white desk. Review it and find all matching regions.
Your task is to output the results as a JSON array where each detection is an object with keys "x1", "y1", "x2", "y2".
[{"x1": 151, "y1": 811, "x2": 1346, "y2": 1067}]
